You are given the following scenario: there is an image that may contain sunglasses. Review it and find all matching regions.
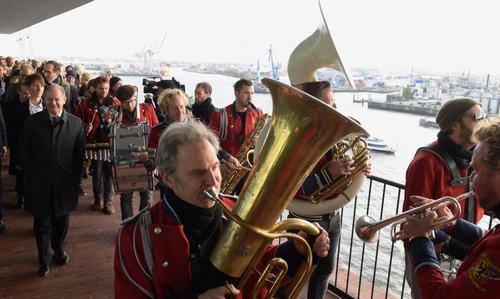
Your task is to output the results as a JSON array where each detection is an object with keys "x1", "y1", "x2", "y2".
[{"x1": 462, "y1": 112, "x2": 486, "y2": 122}]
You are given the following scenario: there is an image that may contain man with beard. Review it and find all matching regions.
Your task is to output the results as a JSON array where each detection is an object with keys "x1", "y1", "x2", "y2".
[
  {"x1": 114, "y1": 85, "x2": 158, "y2": 221},
  {"x1": 403, "y1": 97, "x2": 486, "y2": 298},
  {"x1": 192, "y1": 82, "x2": 216, "y2": 125},
  {"x1": 208, "y1": 79, "x2": 263, "y2": 157},
  {"x1": 403, "y1": 117, "x2": 500, "y2": 298},
  {"x1": 74, "y1": 76, "x2": 121, "y2": 214},
  {"x1": 114, "y1": 122, "x2": 330, "y2": 298}
]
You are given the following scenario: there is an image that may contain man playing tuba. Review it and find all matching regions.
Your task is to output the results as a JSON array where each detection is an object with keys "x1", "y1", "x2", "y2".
[
  {"x1": 114, "y1": 122, "x2": 330, "y2": 298},
  {"x1": 287, "y1": 81, "x2": 371, "y2": 299}
]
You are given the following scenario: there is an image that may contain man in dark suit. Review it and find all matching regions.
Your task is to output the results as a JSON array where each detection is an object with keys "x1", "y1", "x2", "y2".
[
  {"x1": 0, "y1": 103, "x2": 8, "y2": 234},
  {"x1": 19, "y1": 84, "x2": 84, "y2": 277}
]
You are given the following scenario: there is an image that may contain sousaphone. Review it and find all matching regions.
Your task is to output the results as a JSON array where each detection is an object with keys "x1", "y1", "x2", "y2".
[{"x1": 285, "y1": 0, "x2": 370, "y2": 216}]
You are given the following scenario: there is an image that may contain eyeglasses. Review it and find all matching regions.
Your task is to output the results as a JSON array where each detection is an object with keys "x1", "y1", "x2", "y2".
[{"x1": 462, "y1": 112, "x2": 486, "y2": 122}]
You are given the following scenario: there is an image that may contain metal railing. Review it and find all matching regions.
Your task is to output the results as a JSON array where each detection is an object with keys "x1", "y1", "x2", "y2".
[{"x1": 327, "y1": 175, "x2": 499, "y2": 299}]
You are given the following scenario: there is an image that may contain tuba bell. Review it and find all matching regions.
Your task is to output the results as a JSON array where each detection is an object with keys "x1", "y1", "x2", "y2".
[
  {"x1": 207, "y1": 77, "x2": 368, "y2": 298},
  {"x1": 287, "y1": 0, "x2": 355, "y2": 89},
  {"x1": 286, "y1": 0, "x2": 369, "y2": 216}
]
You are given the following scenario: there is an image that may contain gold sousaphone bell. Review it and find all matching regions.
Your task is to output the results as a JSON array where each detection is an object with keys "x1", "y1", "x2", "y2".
[{"x1": 287, "y1": 0, "x2": 355, "y2": 89}]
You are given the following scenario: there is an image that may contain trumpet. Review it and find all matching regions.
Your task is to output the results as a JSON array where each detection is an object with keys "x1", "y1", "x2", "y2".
[{"x1": 355, "y1": 192, "x2": 473, "y2": 243}]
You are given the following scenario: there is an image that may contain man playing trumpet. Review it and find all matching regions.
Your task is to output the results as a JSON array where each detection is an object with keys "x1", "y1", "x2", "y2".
[
  {"x1": 403, "y1": 98, "x2": 486, "y2": 297},
  {"x1": 404, "y1": 117, "x2": 500, "y2": 298}
]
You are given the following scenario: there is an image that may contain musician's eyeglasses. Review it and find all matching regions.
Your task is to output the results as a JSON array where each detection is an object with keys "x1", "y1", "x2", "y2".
[{"x1": 462, "y1": 112, "x2": 486, "y2": 122}]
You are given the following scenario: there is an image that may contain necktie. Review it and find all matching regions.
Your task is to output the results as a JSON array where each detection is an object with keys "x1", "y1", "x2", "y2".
[{"x1": 52, "y1": 116, "x2": 60, "y2": 125}]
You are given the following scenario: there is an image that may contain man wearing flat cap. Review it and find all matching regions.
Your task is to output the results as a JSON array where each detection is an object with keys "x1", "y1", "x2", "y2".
[
  {"x1": 115, "y1": 85, "x2": 159, "y2": 221},
  {"x1": 403, "y1": 97, "x2": 487, "y2": 298}
]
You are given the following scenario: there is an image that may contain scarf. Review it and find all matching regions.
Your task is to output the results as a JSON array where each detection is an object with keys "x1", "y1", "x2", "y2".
[
  {"x1": 437, "y1": 131, "x2": 472, "y2": 169},
  {"x1": 165, "y1": 188, "x2": 234, "y2": 294},
  {"x1": 164, "y1": 188, "x2": 222, "y2": 252},
  {"x1": 191, "y1": 97, "x2": 215, "y2": 124}
]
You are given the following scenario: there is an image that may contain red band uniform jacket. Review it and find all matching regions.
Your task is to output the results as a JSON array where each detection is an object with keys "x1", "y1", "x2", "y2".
[{"x1": 208, "y1": 102, "x2": 262, "y2": 157}]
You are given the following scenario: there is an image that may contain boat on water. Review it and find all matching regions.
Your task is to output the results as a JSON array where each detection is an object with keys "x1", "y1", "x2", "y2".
[
  {"x1": 366, "y1": 137, "x2": 396, "y2": 154},
  {"x1": 253, "y1": 80, "x2": 270, "y2": 93},
  {"x1": 419, "y1": 118, "x2": 440, "y2": 129},
  {"x1": 253, "y1": 46, "x2": 280, "y2": 94}
]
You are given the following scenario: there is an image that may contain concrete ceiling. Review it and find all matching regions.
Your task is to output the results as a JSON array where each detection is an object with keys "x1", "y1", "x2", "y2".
[{"x1": 0, "y1": 0, "x2": 93, "y2": 34}]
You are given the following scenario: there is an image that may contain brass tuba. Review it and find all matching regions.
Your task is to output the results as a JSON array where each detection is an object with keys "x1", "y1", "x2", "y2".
[
  {"x1": 220, "y1": 113, "x2": 270, "y2": 194},
  {"x1": 206, "y1": 77, "x2": 368, "y2": 298},
  {"x1": 286, "y1": 0, "x2": 369, "y2": 216}
]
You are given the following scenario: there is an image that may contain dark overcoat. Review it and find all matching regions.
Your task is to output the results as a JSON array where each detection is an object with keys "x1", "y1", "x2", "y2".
[
  {"x1": 6, "y1": 99, "x2": 30, "y2": 175},
  {"x1": 19, "y1": 110, "x2": 84, "y2": 217}
]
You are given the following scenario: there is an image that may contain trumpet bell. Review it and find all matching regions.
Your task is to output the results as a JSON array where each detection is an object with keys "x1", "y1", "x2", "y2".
[{"x1": 355, "y1": 215, "x2": 379, "y2": 243}]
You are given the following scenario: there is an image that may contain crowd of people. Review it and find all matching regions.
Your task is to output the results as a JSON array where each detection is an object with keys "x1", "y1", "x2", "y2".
[{"x1": 0, "y1": 55, "x2": 499, "y2": 298}]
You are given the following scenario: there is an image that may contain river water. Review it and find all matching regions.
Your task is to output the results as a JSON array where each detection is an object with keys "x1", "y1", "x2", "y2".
[
  {"x1": 119, "y1": 69, "x2": 462, "y2": 298},
  {"x1": 122, "y1": 68, "x2": 440, "y2": 184}
]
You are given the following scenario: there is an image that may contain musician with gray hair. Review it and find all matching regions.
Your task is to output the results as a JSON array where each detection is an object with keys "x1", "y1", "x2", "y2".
[
  {"x1": 403, "y1": 117, "x2": 500, "y2": 298},
  {"x1": 114, "y1": 122, "x2": 330, "y2": 298}
]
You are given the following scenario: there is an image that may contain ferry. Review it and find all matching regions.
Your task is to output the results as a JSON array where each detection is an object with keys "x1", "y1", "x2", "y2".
[
  {"x1": 366, "y1": 137, "x2": 396, "y2": 154},
  {"x1": 419, "y1": 118, "x2": 440, "y2": 129}
]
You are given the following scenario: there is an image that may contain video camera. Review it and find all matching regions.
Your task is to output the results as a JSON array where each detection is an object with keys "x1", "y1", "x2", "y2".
[{"x1": 142, "y1": 77, "x2": 185, "y2": 97}]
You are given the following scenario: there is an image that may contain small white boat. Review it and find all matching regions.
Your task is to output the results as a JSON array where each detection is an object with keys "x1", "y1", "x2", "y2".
[
  {"x1": 366, "y1": 137, "x2": 396, "y2": 154},
  {"x1": 253, "y1": 80, "x2": 270, "y2": 93},
  {"x1": 419, "y1": 118, "x2": 440, "y2": 129}
]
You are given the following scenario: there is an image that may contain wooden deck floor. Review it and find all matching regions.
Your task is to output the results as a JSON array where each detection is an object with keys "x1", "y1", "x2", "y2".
[
  {"x1": 0, "y1": 162, "x2": 149, "y2": 298},
  {"x1": 0, "y1": 161, "x2": 339, "y2": 298}
]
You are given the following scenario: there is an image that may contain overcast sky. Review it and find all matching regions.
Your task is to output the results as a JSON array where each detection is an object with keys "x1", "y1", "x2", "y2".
[{"x1": 1, "y1": 0, "x2": 499, "y2": 76}]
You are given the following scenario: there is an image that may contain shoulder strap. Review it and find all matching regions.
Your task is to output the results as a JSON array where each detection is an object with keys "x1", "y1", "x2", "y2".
[
  {"x1": 417, "y1": 143, "x2": 467, "y2": 187},
  {"x1": 219, "y1": 108, "x2": 228, "y2": 141},
  {"x1": 117, "y1": 212, "x2": 155, "y2": 298},
  {"x1": 139, "y1": 210, "x2": 155, "y2": 277}
]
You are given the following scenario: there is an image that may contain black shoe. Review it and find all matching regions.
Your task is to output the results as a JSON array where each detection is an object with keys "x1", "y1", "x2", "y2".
[
  {"x1": 38, "y1": 265, "x2": 50, "y2": 277},
  {"x1": 53, "y1": 251, "x2": 69, "y2": 265},
  {"x1": 15, "y1": 198, "x2": 24, "y2": 209},
  {"x1": 0, "y1": 221, "x2": 6, "y2": 234},
  {"x1": 78, "y1": 185, "x2": 87, "y2": 196}
]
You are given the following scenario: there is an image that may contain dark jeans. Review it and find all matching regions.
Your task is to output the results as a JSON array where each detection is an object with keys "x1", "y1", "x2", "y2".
[
  {"x1": 33, "y1": 209, "x2": 69, "y2": 266},
  {"x1": 91, "y1": 160, "x2": 114, "y2": 203},
  {"x1": 120, "y1": 190, "x2": 152, "y2": 221},
  {"x1": 15, "y1": 173, "x2": 24, "y2": 200},
  {"x1": 286, "y1": 211, "x2": 341, "y2": 299},
  {"x1": 0, "y1": 157, "x2": 3, "y2": 220},
  {"x1": 404, "y1": 251, "x2": 422, "y2": 299},
  {"x1": 307, "y1": 212, "x2": 341, "y2": 299}
]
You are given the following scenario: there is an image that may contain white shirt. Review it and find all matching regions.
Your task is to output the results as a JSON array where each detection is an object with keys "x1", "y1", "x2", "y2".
[{"x1": 28, "y1": 99, "x2": 43, "y2": 115}]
